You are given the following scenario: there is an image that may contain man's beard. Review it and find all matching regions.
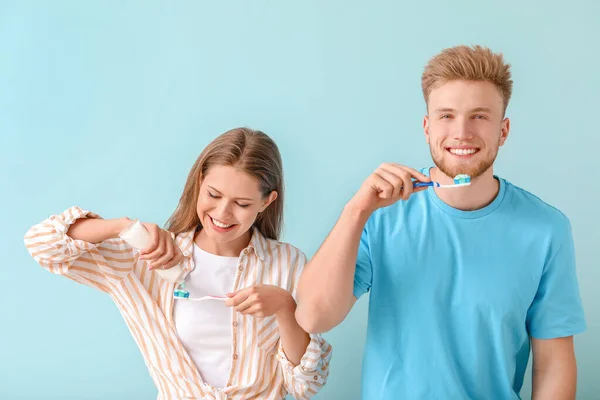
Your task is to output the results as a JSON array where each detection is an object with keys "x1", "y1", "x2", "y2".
[{"x1": 430, "y1": 143, "x2": 499, "y2": 180}]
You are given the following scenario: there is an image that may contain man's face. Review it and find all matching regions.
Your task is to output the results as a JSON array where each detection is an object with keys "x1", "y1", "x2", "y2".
[{"x1": 423, "y1": 79, "x2": 510, "y2": 180}]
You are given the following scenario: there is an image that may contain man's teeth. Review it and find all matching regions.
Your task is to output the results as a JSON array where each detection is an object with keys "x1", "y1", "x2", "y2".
[
  {"x1": 449, "y1": 148, "x2": 477, "y2": 155},
  {"x1": 212, "y1": 218, "x2": 233, "y2": 228}
]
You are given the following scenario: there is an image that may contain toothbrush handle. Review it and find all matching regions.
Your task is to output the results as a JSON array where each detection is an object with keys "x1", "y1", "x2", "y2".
[{"x1": 413, "y1": 181, "x2": 436, "y2": 188}]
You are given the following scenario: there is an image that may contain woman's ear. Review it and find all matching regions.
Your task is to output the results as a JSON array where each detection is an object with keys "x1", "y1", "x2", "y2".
[{"x1": 260, "y1": 191, "x2": 278, "y2": 212}]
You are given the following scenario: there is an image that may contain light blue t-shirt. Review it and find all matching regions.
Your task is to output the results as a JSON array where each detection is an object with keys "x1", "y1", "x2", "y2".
[{"x1": 354, "y1": 169, "x2": 586, "y2": 399}]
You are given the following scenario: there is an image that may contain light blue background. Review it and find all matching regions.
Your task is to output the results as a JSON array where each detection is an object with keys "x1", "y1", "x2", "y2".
[{"x1": 1, "y1": 1, "x2": 598, "y2": 399}]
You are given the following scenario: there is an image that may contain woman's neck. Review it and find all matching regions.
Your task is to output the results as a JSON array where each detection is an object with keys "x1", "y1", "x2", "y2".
[{"x1": 194, "y1": 228, "x2": 252, "y2": 257}]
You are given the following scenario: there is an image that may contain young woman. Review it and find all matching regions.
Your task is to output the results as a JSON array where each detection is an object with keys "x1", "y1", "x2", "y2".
[{"x1": 24, "y1": 127, "x2": 331, "y2": 400}]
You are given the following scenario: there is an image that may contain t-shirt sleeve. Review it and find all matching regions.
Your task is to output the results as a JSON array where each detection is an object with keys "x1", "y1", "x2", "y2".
[
  {"x1": 526, "y1": 218, "x2": 586, "y2": 339},
  {"x1": 353, "y1": 221, "x2": 373, "y2": 299}
]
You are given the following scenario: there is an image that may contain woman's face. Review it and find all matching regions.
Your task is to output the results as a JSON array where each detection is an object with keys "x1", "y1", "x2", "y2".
[{"x1": 196, "y1": 165, "x2": 277, "y2": 245}]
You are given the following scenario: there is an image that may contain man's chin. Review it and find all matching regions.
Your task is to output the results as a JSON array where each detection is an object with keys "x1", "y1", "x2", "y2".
[{"x1": 434, "y1": 160, "x2": 493, "y2": 181}]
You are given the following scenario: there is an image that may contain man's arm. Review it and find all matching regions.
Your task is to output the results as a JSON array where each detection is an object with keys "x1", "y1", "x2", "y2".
[
  {"x1": 296, "y1": 164, "x2": 430, "y2": 333},
  {"x1": 295, "y1": 205, "x2": 365, "y2": 333},
  {"x1": 531, "y1": 336, "x2": 577, "y2": 400}
]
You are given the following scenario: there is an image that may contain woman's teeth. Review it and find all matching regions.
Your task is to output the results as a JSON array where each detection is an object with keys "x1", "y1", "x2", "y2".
[{"x1": 211, "y1": 217, "x2": 233, "y2": 228}]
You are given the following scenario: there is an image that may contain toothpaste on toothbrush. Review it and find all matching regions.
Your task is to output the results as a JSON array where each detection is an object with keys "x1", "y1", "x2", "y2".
[{"x1": 453, "y1": 174, "x2": 471, "y2": 185}]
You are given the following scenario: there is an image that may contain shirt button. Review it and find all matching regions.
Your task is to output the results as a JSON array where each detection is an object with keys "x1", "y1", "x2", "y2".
[
  {"x1": 183, "y1": 251, "x2": 189, "y2": 257},
  {"x1": 233, "y1": 354, "x2": 238, "y2": 360},
  {"x1": 233, "y1": 322, "x2": 238, "y2": 327},
  {"x1": 313, "y1": 375, "x2": 318, "y2": 380},
  {"x1": 238, "y1": 265, "x2": 243, "y2": 271}
]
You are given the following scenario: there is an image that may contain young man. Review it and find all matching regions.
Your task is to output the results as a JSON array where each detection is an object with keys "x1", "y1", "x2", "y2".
[{"x1": 296, "y1": 45, "x2": 586, "y2": 399}]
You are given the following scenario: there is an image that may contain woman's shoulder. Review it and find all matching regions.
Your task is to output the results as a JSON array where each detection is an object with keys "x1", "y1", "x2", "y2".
[{"x1": 258, "y1": 235, "x2": 308, "y2": 264}]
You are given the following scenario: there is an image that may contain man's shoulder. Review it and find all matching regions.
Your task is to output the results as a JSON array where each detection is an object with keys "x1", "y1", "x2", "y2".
[{"x1": 503, "y1": 179, "x2": 571, "y2": 229}]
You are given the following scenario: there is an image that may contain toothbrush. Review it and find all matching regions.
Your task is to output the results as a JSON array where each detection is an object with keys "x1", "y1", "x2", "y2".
[
  {"x1": 413, "y1": 174, "x2": 471, "y2": 189},
  {"x1": 175, "y1": 293, "x2": 227, "y2": 302},
  {"x1": 173, "y1": 282, "x2": 226, "y2": 301}
]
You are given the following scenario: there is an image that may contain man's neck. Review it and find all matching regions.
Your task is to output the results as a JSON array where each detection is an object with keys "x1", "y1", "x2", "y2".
[{"x1": 430, "y1": 167, "x2": 499, "y2": 211}]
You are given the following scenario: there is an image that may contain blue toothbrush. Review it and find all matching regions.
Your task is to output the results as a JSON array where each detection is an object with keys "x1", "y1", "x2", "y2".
[{"x1": 413, "y1": 174, "x2": 471, "y2": 189}]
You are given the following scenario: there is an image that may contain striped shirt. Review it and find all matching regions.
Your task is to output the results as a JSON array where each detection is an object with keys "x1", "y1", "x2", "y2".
[{"x1": 24, "y1": 206, "x2": 332, "y2": 400}]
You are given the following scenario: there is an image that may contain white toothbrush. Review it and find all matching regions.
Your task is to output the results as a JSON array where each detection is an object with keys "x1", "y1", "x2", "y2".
[{"x1": 173, "y1": 292, "x2": 228, "y2": 301}]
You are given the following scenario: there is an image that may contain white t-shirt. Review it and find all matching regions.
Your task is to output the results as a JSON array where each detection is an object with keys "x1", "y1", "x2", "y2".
[{"x1": 174, "y1": 243, "x2": 238, "y2": 388}]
